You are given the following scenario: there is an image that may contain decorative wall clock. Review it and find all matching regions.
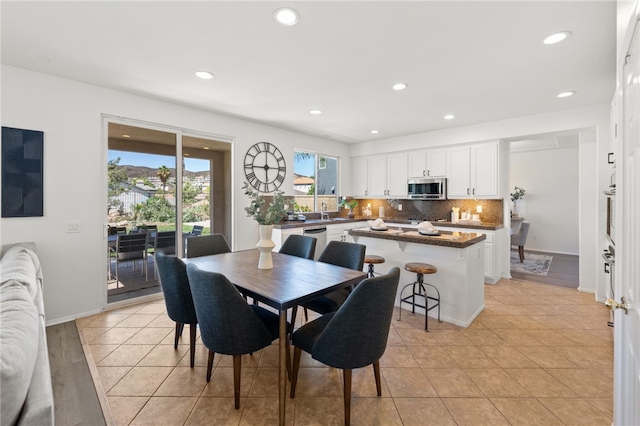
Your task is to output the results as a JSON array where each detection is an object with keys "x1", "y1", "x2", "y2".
[{"x1": 244, "y1": 142, "x2": 286, "y2": 192}]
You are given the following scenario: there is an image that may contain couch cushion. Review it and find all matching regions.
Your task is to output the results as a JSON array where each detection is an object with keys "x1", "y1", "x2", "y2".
[{"x1": 0, "y1": 281, "x2": 39, "y2": 426}]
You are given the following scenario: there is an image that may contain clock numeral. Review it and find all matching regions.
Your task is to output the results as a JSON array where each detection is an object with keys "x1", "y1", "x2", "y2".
[
  {"x1": 261, "y1": 181, "x2": 268, "y2": 193},
  {"x1": 244, "y1": 163, "x2": 254, "y2": 169},
  {"x1": 246, "y1": 172, "x2": 257, "y2": 186},
  {"x1": 275, "y1": 153, "x2": 284, "y2": 163},
  {"x1": 278, "y1": 166, "x2": 286, "y2": 172},
  {"x1": 262, "y1": 142, "x2": 271, "y2": 153},
  {"x1": 276, "y1": 173, "x2": 285, "y2": 184}
]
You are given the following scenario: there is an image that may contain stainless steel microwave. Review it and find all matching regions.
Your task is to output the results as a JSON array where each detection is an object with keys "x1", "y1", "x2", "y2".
[{"x1": 407, "y1": 178, "x2": 447, "y2": 200}]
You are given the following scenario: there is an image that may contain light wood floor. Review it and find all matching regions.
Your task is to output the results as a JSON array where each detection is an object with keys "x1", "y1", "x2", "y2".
[
  {"x1": 510, "y1": 249, "x2": 579, "y2": 289},
  {"x1": 47, "y1": 321, "x2": 106, "y2": 425}
]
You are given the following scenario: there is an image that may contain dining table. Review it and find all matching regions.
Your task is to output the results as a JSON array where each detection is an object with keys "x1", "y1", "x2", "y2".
[{"x1": 182, "y1": 248, "x2": 367, "y2": 425}]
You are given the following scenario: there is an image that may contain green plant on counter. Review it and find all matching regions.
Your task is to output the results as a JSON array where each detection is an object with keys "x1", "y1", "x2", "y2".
[{"x1": 340, "y1": 198, "x2": 357, "y2": 210}]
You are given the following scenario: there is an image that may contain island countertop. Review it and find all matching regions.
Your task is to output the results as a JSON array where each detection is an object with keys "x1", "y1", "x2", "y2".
[
  {"x1": 348, "y1": 227, "x2": 486, "y2": 249},
  {"x1": 274, "y1": 217, "x2": 502, "y2": 231}
]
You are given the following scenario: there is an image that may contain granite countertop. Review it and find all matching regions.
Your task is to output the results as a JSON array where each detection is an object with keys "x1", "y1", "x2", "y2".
[
  {"x1": 348, "y1": 227, "x2": 486, "y2": 248},
  {"x1": 274, "y1": 217, "x2": 503, "y2": 231}
]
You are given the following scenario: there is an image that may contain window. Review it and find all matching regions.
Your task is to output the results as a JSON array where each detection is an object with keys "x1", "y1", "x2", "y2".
[{"x1": 293, "y1": 150, "x2": 338, "y2": 212}]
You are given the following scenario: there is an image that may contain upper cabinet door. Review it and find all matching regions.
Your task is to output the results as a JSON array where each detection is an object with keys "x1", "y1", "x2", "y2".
[
  {"x1": 351, "y1": 157, "x2": 368, "y2": 196},
  {"x1": 408, "y1": 152, "x2": 426, "y2": 178},
  {"x1": 367, "y1": 156, "x2": 388, "y2": 197},
  {"x1": 471, "y1": 143, "x2": 498, "y2": 197},
  {"x1": 425, "y1": 148, "x2": 447, "y2": 177},
  {"x1": 386, "y1": 153, "x2": 408, "y2": 197},
  {"x1": 447, "y1": 146, "x2": 471, "y2": 198}
]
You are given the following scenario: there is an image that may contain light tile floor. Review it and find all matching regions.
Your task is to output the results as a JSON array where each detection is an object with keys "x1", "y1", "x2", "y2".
[{"x1": 77, "y1": 277, "x2": 613, "y2": 425}]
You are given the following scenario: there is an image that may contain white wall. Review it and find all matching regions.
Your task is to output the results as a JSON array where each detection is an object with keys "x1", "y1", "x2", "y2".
[
  {"x1": 510, "y1": 146, "x2": 579, "y2": 255},
  {"x1": 0, "y1": 65, "x2": 352, "y2": 324}
]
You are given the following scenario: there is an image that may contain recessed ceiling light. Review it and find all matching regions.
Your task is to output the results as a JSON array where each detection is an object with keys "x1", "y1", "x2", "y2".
[
  {"x1": 309, "y1": 109, "x2": 323, "y2": 115},
  {"x1": 122, "y1": 134, "x2": 131, "y2": 138},
  {"x1": 195, "y1": 71, "x2": 215, "y2": 80},
  {"x1": 274, "y1": 8, "x2": 299, "y2": 26},
  {"x1": 392, "y1": 83, "x2": 408, "y2": 91},
  {"x1": 557, "y1": 91, "x2": 575, "y2": 98},
  {"x1": 370, "y1": 130, "x2": 379, "y2": 134},
  {"x1": 203, "y1": 147, "x2": 210, "y2": 150},
  {"x1": 444, "y1": 115, "x2": 455, "y2": 120},
  {"x1": 543, "y1": 31, "x2": 571, "y2": 45}
]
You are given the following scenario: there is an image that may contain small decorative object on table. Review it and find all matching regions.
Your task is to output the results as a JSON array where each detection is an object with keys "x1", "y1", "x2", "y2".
[
  {"x1": 510, "y1": 186, "x2": 526, "y2": 218},
  {"x1": 340, "y1": 196, "x2": 358, "y2": 218},
  {"x1": 243, "y1": 182, "x2": 292, "y2": 269}
]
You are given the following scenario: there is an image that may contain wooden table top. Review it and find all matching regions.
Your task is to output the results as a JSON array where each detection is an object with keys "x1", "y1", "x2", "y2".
[{"x1": 183, "y1": 249, "x2": 367, "y2": 311}]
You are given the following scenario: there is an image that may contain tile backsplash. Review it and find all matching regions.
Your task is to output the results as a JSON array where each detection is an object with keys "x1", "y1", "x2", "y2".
[{"x1": 341, "y1": 198, "x2": 504, "y2": 224}]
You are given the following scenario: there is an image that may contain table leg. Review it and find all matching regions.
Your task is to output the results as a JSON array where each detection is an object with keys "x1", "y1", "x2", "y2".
[{"x1": 279, "y1": 309, "x2": 287, "y2": 426}]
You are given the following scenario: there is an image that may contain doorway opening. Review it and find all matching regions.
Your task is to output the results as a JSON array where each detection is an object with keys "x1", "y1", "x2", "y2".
[{"x1": 106, "y1": 121, "x2": 231, "y2": 304}]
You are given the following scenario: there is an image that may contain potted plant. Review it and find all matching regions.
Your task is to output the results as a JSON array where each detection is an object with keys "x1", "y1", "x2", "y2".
[
  {"x1": 340, "y1": 197, "x2": 358, "y2": 218},
  {"x1": 243, "y1": 182, "x2": 293, "y2": 269},
  {"x1": 510, "y1": 186, "x2": 525, "y2": 217}
]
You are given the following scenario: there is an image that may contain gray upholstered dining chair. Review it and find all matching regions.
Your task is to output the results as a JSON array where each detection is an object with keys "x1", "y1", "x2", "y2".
[
  {"x1": 289, "y1": 267, "x2": 400, "y2": 426},
  {"x1": 154, "y1": 251, "x2": 198, "y2": 368},
  {"x1": 511, "y1": 221, "x2": 531, "y2": 262},
  {"x1": 185, "y1": 233, "x2": 231, "y2": 258},
  {"x1": 278, "y1": 234, "x2": 317, "y2": 324},
  {"x1": 300, "y1": 241, "x2": 366, "y2": 320},
  {"x1": 185, "y1": 263, "x2": 290, "y2": 409}
]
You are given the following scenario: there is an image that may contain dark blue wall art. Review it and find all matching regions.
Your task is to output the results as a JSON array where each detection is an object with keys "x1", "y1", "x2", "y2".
[{"x1": 2, "y1": 127, "x2": 44, "y2": 217}]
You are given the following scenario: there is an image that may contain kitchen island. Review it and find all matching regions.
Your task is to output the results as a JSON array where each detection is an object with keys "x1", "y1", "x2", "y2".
[{"x1": 349, "y1": 227, "x2": 486, "y2": 327}]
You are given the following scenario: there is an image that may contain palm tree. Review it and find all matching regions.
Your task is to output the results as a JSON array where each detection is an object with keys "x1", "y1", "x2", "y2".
[{"x1": 157, "y1": 165, "x2": 171, "y2": 191}]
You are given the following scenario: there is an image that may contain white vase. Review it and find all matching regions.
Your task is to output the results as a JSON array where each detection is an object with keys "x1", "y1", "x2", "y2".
[{"x1": 256, "y1": 224, "x2": 275, "y2": 269}]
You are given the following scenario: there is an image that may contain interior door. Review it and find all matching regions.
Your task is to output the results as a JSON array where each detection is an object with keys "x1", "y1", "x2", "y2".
[{"x1": 614, "y1": 21, "x2": 640, "y2": 425}]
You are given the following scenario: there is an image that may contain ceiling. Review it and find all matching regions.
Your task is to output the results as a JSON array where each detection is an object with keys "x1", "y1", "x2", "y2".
[{"x1": 1, "y1": 1, "x2": 616, "y2": 144}]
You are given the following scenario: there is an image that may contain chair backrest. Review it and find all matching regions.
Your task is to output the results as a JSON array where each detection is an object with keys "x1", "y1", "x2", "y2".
[
  {"x1": 279, "y1": 234, "x2": 317, "y2": 260},
  {"x1": 146, "y1": 224, "x2": 158, "y2": 231},
  {"x1": 108, "y1": 226, "x2": 127, "y2": 236},
  {"x1": 186, "y1": 234, "x2": 231, "y2": 258},
  {"x1": 511, "y1": 221, "x2": 531, "y2": 246},
  {"x1": 155, "y1": 251, "x2": 197, "y2": 325},
  {"x1": 311, "y1": 267, "x2": 401, "y2": 369},
  {"x1": 116, "y1": 233, "x2": 148, "y2": 259},
  {"x1": 318, "y1": 241, "x2": 366, "y2": 271},
  {"x1": 185, "y1": 264, "x2": 273, "y2": 354},
  {"x1": 191, "y1": 225, "x2": 204, "y2": 236},
  {"x1": 154, "y1": 231, "x2": 176, "y2": 255}
]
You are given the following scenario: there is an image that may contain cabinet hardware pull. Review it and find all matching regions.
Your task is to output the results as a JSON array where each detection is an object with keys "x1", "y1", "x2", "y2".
[
  {"x1": 427, "y1": 170, "x2": 430, "y2": 176},
  {"x1": 608, "y1": 152, "x2": 614, "y2": 164},
  {"x1": 473, "y1": 188, "x2": 475, "y2": 195},
  {"x1": 467, "y1": 188, "x2": 470, "y2": 195}
]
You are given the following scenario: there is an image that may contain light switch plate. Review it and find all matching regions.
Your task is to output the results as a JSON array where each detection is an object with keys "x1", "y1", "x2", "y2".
[{"x1": 66, "y1": 221, "x2": 80, "y2": 233}]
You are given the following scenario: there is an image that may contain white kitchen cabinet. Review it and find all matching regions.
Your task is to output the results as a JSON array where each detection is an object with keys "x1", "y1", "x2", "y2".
[
  {"x1": 351, "y1": 156, "x2": 369, "y2": 197},
  {"x1": 368, "y1": 153, "x2": 407, "y2": 197},
  {"x1": 327, "y1": 223, "x2": 354, "y2": 243},
  {"x1": 271, "y1": 227, "x2": 304, "y2": 252},
  {"x1": 408, "y1": 148, "x2": 447, "y2": 178},
  {"x1": 446, "y1": 142, "x2": 498, "y2": 199}
]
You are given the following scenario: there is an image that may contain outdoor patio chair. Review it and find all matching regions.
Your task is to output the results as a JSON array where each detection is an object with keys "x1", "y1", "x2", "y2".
[{"x1": 114, "y1": 232, "x2": 149, "y2": 287}]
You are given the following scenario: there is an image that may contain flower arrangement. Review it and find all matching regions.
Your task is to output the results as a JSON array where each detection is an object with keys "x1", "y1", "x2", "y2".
[
  {"x1": 243, "y1": 182, "x2": 293, "y2": 225},
  {"x1": 510, "y1": 186, "x2": 526, "y2": 202}
]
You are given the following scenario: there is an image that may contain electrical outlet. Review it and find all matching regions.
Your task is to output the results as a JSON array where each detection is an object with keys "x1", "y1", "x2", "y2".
[
  {"x1": 398, "y1": 204, "x2": 403, "y2": 211},
  {"x1": 66, "y1": 221, "x2": 80, "y2": 233}
]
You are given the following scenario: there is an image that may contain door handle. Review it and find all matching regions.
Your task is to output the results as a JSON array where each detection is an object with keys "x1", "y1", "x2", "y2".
[{"x1": 605, "y1": 296, "x2": 630, "y2": 314}]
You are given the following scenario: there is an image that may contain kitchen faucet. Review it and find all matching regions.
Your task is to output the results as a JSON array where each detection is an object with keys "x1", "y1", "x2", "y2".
[{"x1": 321, "y1": 201, "x2": 329, "y2": 220}]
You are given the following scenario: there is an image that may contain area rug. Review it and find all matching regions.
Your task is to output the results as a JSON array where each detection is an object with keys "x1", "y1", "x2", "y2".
[{"x1": 510, "y1": 251, "x2": 553, "y2": 276}]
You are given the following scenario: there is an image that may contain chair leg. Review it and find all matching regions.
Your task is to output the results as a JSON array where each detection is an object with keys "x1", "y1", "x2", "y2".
[
  {"x1": 519, "y1": 246, "x2": 525, "y2": 262},
  {"x1": 373, "y1": 361, "x2": 382, "y2": 396},
  {"x1": 189, "y1": 323, "x2": 197, "y2": 368},
  {"x1": 343, "y1": 369, "x2": 352, "y2": 426},
  {"x1": 304, "y1": 307, "x2": 309, "y2": 322},
  {"x1": 290, "y1": 306, "x2": 298, "y2": 330},
  {"x1": 174, "y1": 323, "x2": 182, "y2": 349},
  {"x1": 233, "y1": 354, "x2": 242, "y2": 410},
  {"x1": 290, "y1": 346, "x2": 302, "y2": 398},
  {"x1": 206, "y1": 350, "x2": 215, "y2": 382},
  {"x1": 286, "y1": 337, "x2": 292, "y2": 380}
]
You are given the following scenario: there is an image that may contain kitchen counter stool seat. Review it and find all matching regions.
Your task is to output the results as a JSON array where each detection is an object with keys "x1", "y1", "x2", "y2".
[
  {"x1": 364, "y1": 254, "x2": 385, "y2": 278},
  {"x1": 398, "y1": 262, "x2": 441, "y2": 331}
]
